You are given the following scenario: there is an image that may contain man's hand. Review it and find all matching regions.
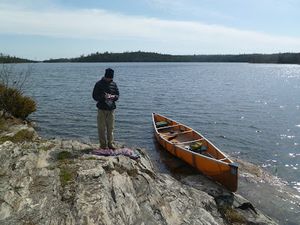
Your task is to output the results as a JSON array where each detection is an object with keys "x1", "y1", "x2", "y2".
[{"x1": 105, "y1": 92, "x2": 115, "y2": 100}]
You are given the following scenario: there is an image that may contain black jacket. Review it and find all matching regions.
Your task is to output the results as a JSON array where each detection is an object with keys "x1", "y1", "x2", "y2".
[{"x1": 92, "y1": 77, "x2": 119, "y2": 110}]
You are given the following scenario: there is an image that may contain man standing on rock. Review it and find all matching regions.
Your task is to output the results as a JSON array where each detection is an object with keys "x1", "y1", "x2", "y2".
[{"x1": 93, "y1": 68, "x2": 119, "y2": 149}]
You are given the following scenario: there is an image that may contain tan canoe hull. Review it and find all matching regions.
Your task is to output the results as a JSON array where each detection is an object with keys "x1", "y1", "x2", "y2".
[{"x1": 153, "y1": 113, "x2": 238, "y2": 192}]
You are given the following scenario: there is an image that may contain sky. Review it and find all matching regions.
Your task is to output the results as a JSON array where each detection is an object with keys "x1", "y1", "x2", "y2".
[{"x1": 1, "y1": 0, "x2": 300, "y2": 60}]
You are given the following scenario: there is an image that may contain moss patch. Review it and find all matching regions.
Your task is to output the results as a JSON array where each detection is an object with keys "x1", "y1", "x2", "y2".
[
  {"x1": 38, "y1": 143, "x2": 55, "y2": 151},
  {"x1": 0, "y1": 129, "x2": 34, "y2": 143},
  {"x1": 15, "y1": 129, "x2": 34, "y2": 141},
  {"x1": 219, "y1": 206, "x2": 246, "y2": 224},
  {"x1": 59, "y1": 167, "x2": 75, "y2": 186},
  {"x1": 0, "y1": 118, "x2": 8, "y2": 131},
  {"x1": 57, "y1": 152, "x2": 77, "y2": 187},
  {"x1": 57, "y1": 151, "x2": 72, "y2": 161},
  {"x1": 58, "y1": 162, "x2": 78, "y2": 204}
]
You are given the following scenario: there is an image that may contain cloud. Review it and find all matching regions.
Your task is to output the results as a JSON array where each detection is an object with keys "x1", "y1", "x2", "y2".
[
  {"x1": 1, "y1": 3, "x2": 300, "y2": 54},
  {"x1": 145, "y1": 0, "x2": 234, "y2": 21}
]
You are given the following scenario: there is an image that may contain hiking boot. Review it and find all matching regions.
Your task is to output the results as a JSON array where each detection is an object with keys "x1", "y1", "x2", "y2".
[
  {"x1": 100, "y1": 144, "x2": 107, "y2": 149},
  {"x1": 108, "y1": 144, "x2": 116, "y2": 150}
]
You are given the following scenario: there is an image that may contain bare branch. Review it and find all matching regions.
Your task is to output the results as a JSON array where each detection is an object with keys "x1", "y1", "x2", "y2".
[{"x1": 0, "y1": 64, "x2": 33, "y2": 93}]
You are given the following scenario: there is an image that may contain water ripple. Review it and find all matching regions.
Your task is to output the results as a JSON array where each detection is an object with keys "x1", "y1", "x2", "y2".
[{"x1": 19, "y1": 62, "x2": 300, "y2": 193}]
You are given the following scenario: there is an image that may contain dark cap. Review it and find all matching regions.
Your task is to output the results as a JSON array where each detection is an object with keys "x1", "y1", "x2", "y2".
[{"x1": 104, "y1": 68, "x2": 114, "y2": 78}]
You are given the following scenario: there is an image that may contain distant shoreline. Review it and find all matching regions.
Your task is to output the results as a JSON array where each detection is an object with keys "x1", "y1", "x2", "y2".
[{"x1": 1, "y1": 51, "x2": 300, "y2": 64}]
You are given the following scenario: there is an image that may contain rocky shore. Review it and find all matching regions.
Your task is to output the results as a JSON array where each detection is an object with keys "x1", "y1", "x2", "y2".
[{"x1": 0, "y1": 118, "x2": 278, "y2": 225}]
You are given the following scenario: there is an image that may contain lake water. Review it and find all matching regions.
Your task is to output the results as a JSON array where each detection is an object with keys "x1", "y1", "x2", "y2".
[
  {"x1": 16, "y1": 62, "x2": 300, "y2": 223},
  {"x1": 22, "y1": 63, "x2": 299, "y2": 185}
]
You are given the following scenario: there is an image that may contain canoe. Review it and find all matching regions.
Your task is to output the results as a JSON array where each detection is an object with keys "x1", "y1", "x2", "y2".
[{"x1": 152, "y1": 113, "x2": 238, "y2": 192}]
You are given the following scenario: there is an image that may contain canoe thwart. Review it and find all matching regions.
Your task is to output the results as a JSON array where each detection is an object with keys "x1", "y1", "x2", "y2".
[
  {"x1": 176, "y1": 138, "x2": 204, "y2": 144},
  {"x1": 166, "y1": 130, "x2": 193, "y2": 139},
  {"x1": 157, "y1": 124, "x2": 180, "y2": 130}
]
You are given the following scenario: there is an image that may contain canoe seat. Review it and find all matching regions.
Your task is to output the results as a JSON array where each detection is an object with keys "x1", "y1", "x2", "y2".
[{"x1": 178, "y1": 138, "x2": 204, "y2": 144}]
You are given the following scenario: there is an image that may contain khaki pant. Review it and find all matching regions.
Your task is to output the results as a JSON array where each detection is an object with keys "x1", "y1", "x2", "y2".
[{"x1": 97, "y1": 109, "x2": 115, "y2": 148}]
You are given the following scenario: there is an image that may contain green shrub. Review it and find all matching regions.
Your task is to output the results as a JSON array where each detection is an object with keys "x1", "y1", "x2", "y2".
[{"x1": 0, "y1": 85, "x2": 36, "y2": 119}]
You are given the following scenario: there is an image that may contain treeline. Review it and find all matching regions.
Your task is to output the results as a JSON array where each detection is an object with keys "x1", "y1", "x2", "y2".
[
  {"x1": 43, "y1": 51, "x2": 300, "y2": 64},
  {"x1": 0, "y1": 53, "x2": 35, "y2": 63},
  {"x1": 2, "y1": 51, "x2": 300, "y2": 64}
]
